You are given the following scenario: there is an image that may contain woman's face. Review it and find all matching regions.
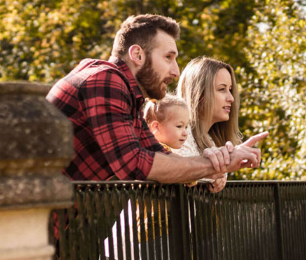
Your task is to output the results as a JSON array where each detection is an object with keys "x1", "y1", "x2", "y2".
[{"x1": 211, "y1": 68, "x2": 234, "y2": 125}]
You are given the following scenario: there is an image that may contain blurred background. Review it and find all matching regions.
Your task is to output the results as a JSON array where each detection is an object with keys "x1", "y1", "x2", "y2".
[{"x1": 0, "y1": 0, "x2": 305, "y2": 180}]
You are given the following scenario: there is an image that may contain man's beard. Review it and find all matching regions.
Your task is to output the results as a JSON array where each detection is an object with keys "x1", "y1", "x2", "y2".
[{"x1": 136, "y1": 54, "x2": 171, "y2": 100}]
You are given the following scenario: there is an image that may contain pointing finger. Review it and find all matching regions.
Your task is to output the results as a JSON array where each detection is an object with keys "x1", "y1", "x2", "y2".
[{"x1": 242, "y1": 131, "x2": 269, "y2": 147}]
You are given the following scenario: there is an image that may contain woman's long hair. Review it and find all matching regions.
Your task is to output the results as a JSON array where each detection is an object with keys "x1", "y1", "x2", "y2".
[{"x1": 177, "y1": 56, "x2": 242, "y2": 152}]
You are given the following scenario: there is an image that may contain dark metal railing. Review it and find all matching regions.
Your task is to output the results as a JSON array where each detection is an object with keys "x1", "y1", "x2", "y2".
[{"x1": 49, "y1": 181, "x2": 306, "y2": 260}]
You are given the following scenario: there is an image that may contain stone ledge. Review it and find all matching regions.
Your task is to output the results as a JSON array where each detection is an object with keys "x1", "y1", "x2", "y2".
[
  {"x1": 0, "y1": 175, "x2": 73, "y2": 208},
  {"x1": 0, "y1": 245, "x2": 54, "y2": 260},
  {"x1": 0, "y1": 81, "x2": 51, "y2": 95}
]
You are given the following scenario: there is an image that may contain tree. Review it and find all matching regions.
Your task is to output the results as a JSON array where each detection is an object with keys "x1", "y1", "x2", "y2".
[
  {"x1": 0, "y1": 0, "x2": 117, "y2": 82},
  {"x1": 234, "y1": 0, "x2": 306, "y2": 180},
  {"x1": 0, "y1": 0, "x2": 258, "y2": 83}
]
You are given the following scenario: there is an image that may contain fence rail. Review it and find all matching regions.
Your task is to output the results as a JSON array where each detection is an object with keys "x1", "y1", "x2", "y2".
[{"x1": 49, "y1": 181, "x2": 306, "y2": 260}]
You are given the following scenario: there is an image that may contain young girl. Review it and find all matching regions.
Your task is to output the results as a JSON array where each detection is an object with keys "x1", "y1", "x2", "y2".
[{"x1": 144, "y1": 94, "x2": 189, "y2": 152}]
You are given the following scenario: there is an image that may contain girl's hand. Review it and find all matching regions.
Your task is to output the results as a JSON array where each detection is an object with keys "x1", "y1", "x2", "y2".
[
  {"x1": 207, "y1": 176, "x2": 227, "y2": 193},
  {"x1": 186, "y1": 180, "x2": 198, "y2": 187}
]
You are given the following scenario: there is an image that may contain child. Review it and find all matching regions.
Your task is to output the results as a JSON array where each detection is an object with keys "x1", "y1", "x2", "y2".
[
  {"x1": 144, "y1": 94, "x2": 200, "y2": 186},
  {"x1": 144, "y1": 94, "x2": 189, "y2": 152}
]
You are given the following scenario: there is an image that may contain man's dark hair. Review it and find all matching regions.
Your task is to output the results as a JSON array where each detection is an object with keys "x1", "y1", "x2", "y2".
[{"x1": 111, "y1": 14, "x2": 180, "y2": 58}]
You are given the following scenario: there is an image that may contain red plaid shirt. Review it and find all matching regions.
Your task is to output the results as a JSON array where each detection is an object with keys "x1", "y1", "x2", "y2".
[{"x1": 46, "y1": 57, "x2": 168, "y2": 181}]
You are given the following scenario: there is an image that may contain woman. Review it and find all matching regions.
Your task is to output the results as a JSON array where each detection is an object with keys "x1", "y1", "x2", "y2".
[{"x1": 175, "y1": 56, "x2": 242, "y2": 191}]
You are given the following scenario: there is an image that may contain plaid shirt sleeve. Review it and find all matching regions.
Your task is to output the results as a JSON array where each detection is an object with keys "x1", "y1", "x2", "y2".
[{"x1": 79, "y1": 69, "x2": 158, "y2": 180}]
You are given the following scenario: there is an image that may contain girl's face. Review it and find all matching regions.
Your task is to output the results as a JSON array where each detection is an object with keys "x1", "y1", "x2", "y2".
[
  {"x1": 155, "y1": 106, "x2": 189, "y2": 149},
  {"x1": 211, "y1": 68, "x2": 234, "y2": 125}
]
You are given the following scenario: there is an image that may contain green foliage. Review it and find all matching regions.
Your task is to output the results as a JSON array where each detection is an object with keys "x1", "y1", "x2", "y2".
[
  {"x1": 0, "y1": 0, "x2": 305, "y2": 179},
  {"x1": 0, "y1": 0, "x2": 116, "y2": 82},
  {"x1": 0, "y1": 0, "x2": 258, "y2": 83},
  {"x1": 235, "y1": 0, "x2": 306, "y2": 180}
]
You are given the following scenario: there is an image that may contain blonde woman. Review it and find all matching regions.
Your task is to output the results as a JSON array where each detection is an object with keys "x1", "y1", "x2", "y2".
[{"x1": 175, "y1": 56, "x2": 243, "y2": 192}]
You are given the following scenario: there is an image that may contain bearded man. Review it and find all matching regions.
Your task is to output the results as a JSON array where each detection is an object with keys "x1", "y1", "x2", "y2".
[{"x1": 46, "y1": 14, "x2": 267, "y2": 192}]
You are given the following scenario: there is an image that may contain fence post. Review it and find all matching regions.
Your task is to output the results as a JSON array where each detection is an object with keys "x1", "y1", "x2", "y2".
[
  {"x1": 169, "y1": 184, "x2": 189, "y2": 260},
  {"x1": 274, "y1": 183, "x2": 285, "y2": 260},
  {"x1": 0, "y1": 82, "x2": 74, "y2": 260}
]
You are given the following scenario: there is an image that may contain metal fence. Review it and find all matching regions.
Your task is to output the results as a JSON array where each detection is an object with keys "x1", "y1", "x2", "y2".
[{"x1": 49, "y1": 181, "x2": 306, "y2": 260}]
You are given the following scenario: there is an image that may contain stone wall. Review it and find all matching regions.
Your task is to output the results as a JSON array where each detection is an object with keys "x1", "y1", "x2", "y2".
[{"x1": 0, "y1": 81, "x2": 74, "y2": 260}]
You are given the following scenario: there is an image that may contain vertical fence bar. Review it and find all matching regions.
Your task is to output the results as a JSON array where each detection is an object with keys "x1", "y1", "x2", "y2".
[
  {"x1": 261, "y1": 185, "x2": 268, "y2": 260},
  {"x1": 300, "y1": 183, "x2": 306, "y2": 259},
  {"x1": 263, "y1": 185, "x2": 270, "y2": 259},
  {"x1": 284, "y1": 184, "x2": 291, "y2": 260},
  {"x1": 169, "y1": 184, "x2": 187, "y2": 260},
  {"x1": 225, "y1": 184, "x2": 234, "y2": 260},
  {"x1": 120, "y1": 185, "x2": 131, "y2": 260},
  {"x1": 48, "y1": 211, "x2": 57, "y2": 260},
  {"x1": 158, "y1": 185, "x2": 168, "y2": 260},
  {"x1": 94, "y1": 185, "x2": 106, "y2": 260},
  {"x1": 75, "y1": 188, "x2": 88, "y2": 260},
  {"x1": 67, "y1": 203, "x2": 77, "y2": 260},
  {"x1": 274, "y1": 183, "x2": 285, "y2": 260},
  {"x1": 262, "y1": 185, "x2": 269, "y2": 260},
  {"x1": 295, "y1": 184, "x2": 302, "y2": 260},
  {"x1": 137, "y1": 184, "x2": 147, "y2": 260},
  {"x1": 209, "y1": 191, "x2": 217, "y2": 260},
  {"x1": 85, "y1": 186, "x2": 98, "y2": 260},
  {"x1": 105, "y1": 186, "x2": 115, "y2": 260},
  {"x1": 202, "y1": 185, "x2": 213, "y2": 260},
  {"x1": 196, "y1": 185, "x2": 205, "y2": 260},
  {"x1": 186, "y1": 186, "x2": 195, "y2": 259},
  {"x1": 252, "y1": 184, "x2": 260, "y2": 260},
  {"x1": 292, "y1": 183, "x2": 299, "y2": 260},
  {"x1": 57, "y1": 209, "x2": 68, "y2": 260},
  {"x1": 192, "y1": 186, "x2": 200, "y2": 260},
  {"x1": 112, "y1": 187, "x2": 123, "y2": 260},
  {"x1": 232, "y1": 185, "x2": 241, "y2": 260},
  {"x1": 216, "y1": 189, "x2": 225, "y2": 260},
  {"x1": 183, "y1": 183, "x2": 190, "y2": 260},
  {"x1": 164, "y1": 186, "x2": 171, "y2": 260},
  {"x1": 221, "y1": 186, "x2": 230, "y2": 260},
  {"x1": 151, "y1": 186, "x2": 160, "y2": 260},
  {"x1": 143, "y1": 185, "x2": 152, "y2": 260},
  {"x1": 146, "y1": 185, "x2": 155, "y2": 260},
  {"x1": 299, "y1": 183, "x2": 306, "y2": 259},
  {"x1": 129, "y1": 185, "x2": 140, "y2": 260},
  {"x1": 240, "y1": 185, "x2": 248, "y2": 260},
  {"x1": 270, "y1": 184, "x2": 279, "y2": 260},
  {"x1": 222, "y1": 185, "x2": 231, "y2": 260},
  {"x1": 245, "y1": 185, "x2": 252, "y2": 260}
]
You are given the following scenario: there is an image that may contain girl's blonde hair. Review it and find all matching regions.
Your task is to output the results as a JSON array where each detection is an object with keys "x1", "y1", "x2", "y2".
[
  {"x1": 176, "y1": 56, "x2": 242, "y2": 152},
  {"x1": 144, "y1": 93, "x2": 188, "y2": 125}
]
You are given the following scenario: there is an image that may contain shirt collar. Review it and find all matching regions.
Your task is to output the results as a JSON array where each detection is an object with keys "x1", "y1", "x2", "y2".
[{"x1": 108, "y1": 56, "x2": 145, "y2": 105}]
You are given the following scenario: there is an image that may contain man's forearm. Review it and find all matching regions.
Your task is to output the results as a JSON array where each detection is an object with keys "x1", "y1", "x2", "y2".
[{"x1": 146, "y1": 152, "x2": 225, "y2": 183}]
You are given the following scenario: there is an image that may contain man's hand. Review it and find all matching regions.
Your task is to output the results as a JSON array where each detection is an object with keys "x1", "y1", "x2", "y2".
[
  {"x1": 227, "y1": 131, "x2": 269, "y2": 172},
  {"x1": 203, "y1": 141, "x2": 234, "y2": 172}
]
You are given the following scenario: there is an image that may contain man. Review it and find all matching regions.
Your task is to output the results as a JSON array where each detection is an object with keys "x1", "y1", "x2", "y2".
[{"x1": 46, "y1": 14, "x2": 268, "y2": 193}]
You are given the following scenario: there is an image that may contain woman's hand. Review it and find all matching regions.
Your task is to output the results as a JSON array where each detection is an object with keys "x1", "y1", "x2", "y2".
[{"x1": 227, "y1": 131, "x2": 269, "y2": 172}]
